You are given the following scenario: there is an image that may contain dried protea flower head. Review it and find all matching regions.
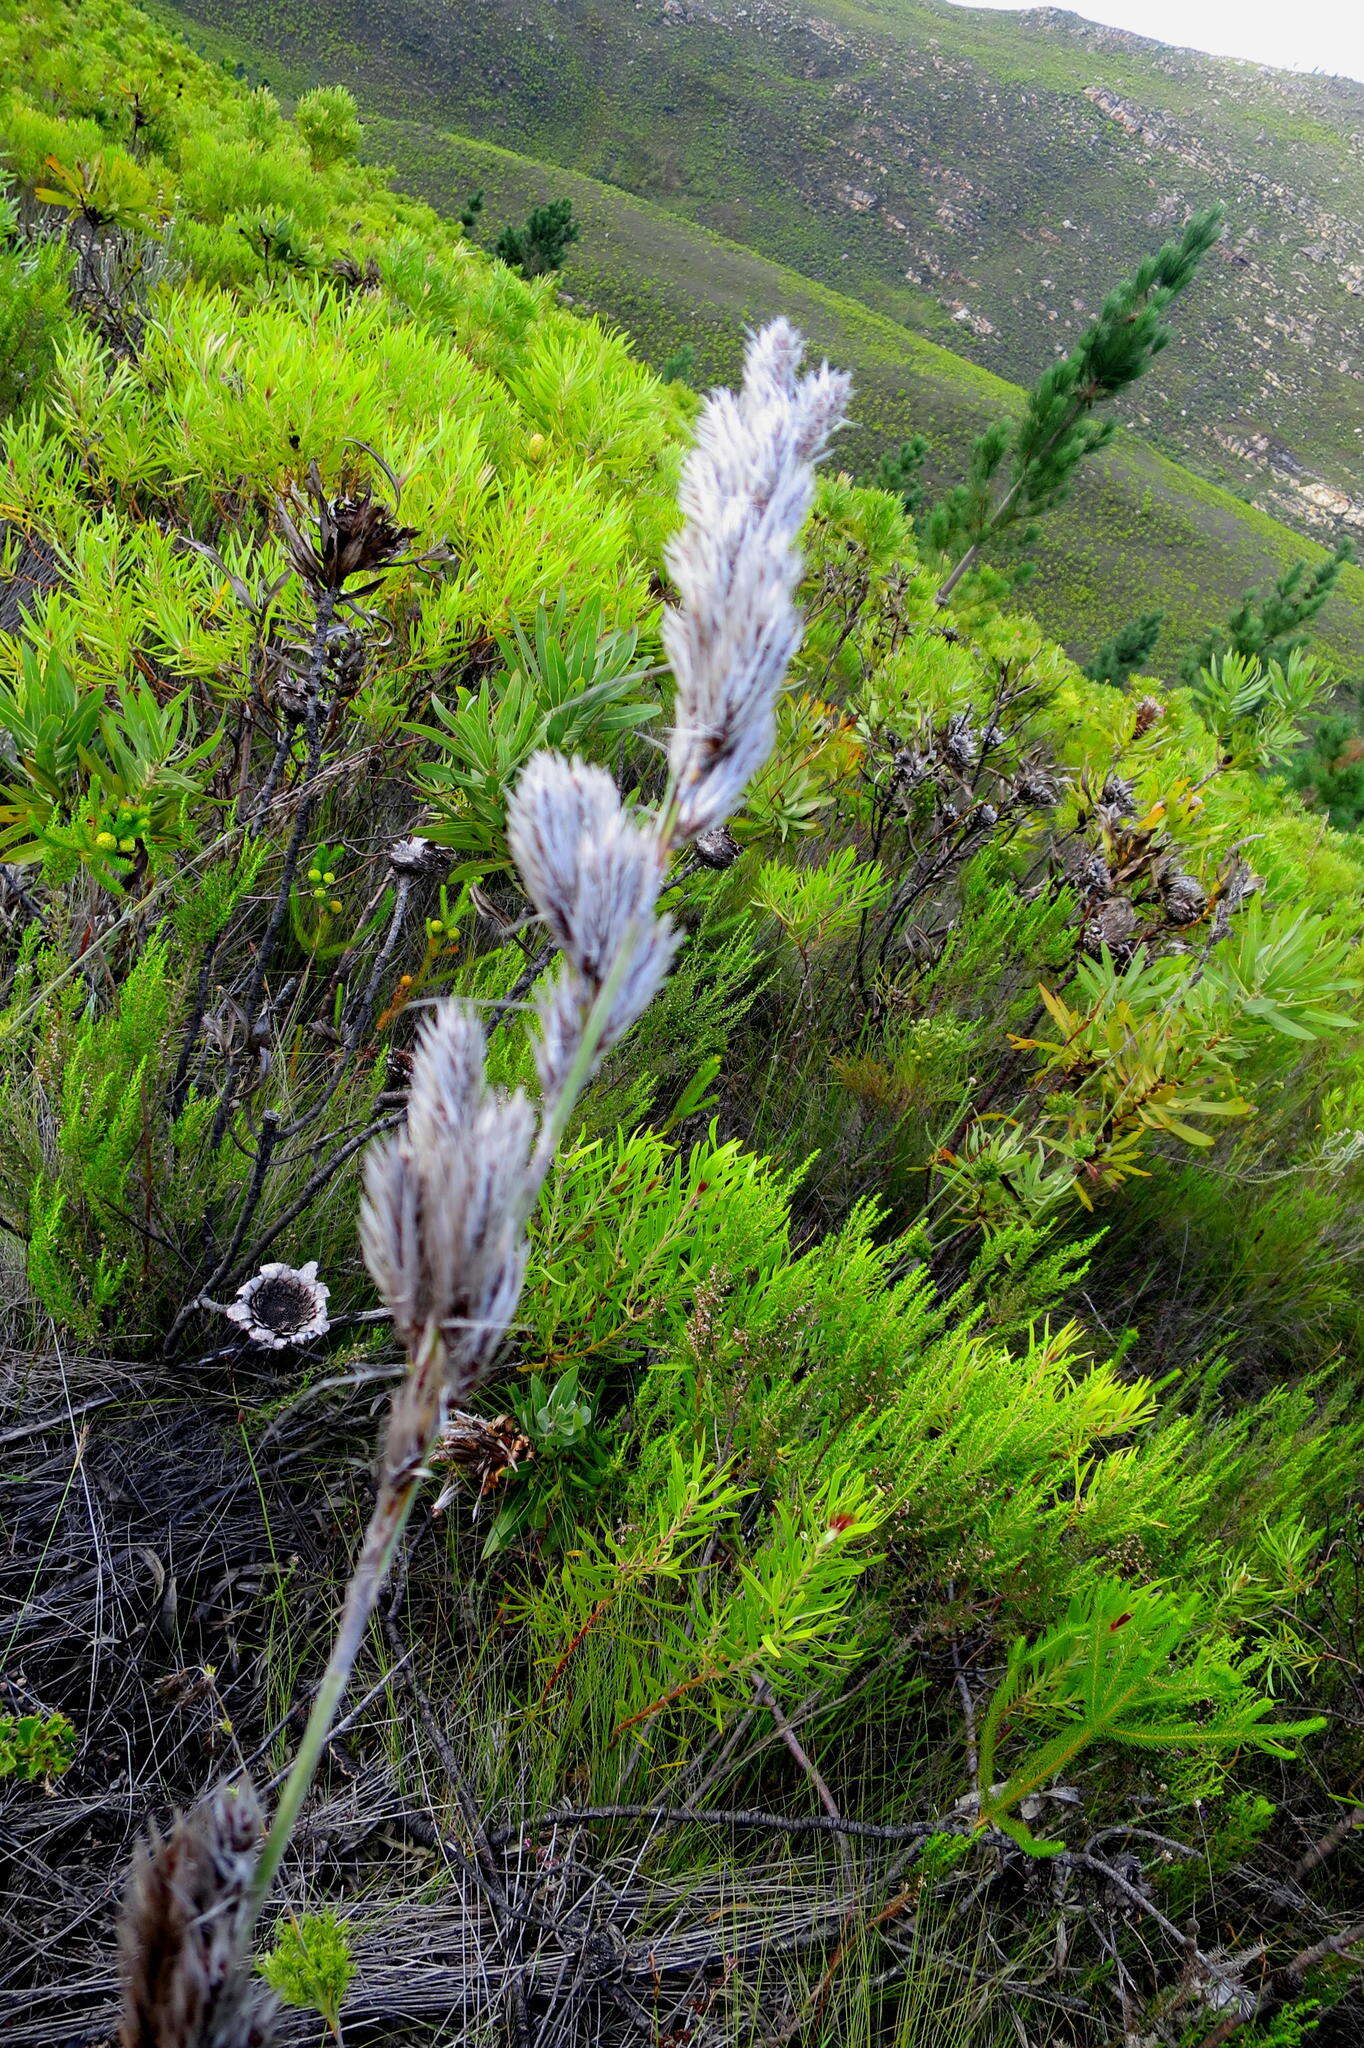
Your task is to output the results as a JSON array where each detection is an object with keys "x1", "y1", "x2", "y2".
[
  {"x1": 223, "y1": 1262, "x2": 330, "y2": 1350},
  {"x1": 118, "y1": 1779, "x2": 277, "y2": 2048},
  {"x1": 664, "y1": 318, "x2": 851, "y2": 842},
  {"x1": 360, "y1": 1002, "x2": 538, "y2": 1384},
  {"x1": 508, "y1": 753, "x2": 679, "y2": 1102},
  {"x1": 1161, "y1": 868, "x2": 1209, "y2": 926},
  {"x1": 429, "y1": 1408, "x2": 532, "y2": 1517},
  {"x1": 693, "y1": 821, "x2": 742, "y2": 870},
  {"x1": 275, "y1": 458, "x2": 417, "y2": 598},
  {"x1": 1058, "y1": 836, "x2": 1114, "y2": 902},
  {"x1": 387, "y1": 833, "x2": 445, "y2": 877},
  {"x1": 1083, "y1": 895, "x2": 1141, "y2": 958},
  {"x1": 1132, "y1": 694, "x2": 1163, "y2": 738},
  {"x1": 941, "y1": 710, "x2": 978, "y2": 771},
  {"x1": 891, "y1": 743, "x2": 933, "y2": 791},
  {"x1": 329, "y1": 251, "x2": 382, "y2": 295},
  {"x1": 1013, "y1": 765, "x2": 1060, "y2": 811}
]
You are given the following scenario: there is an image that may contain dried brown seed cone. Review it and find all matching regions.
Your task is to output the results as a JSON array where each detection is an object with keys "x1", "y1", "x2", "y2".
[
  {"x1": 1161, "y1": 869, "x2": 1209, "y2": 925},
  {"x1": 118, "y1": 1781, "x2": 278, "y2": 2048},
  {"x1": 1083, "y1": 896, "x2": 1140, "y2": 957},
  {"x1": 693, "y1": 822, "x2": 742, "y2": 870}
]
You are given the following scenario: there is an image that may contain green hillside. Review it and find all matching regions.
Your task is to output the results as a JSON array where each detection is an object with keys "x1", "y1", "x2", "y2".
[
  {"x1": 10, "y1": 5, "x2": 1364, "y2": 2045},
  {"x1": 144, "y1": 5, "x2": 1364, "y2": 666},
  {"x1": 160, "y1": 0, "x2": 1364, "y2": 546}
]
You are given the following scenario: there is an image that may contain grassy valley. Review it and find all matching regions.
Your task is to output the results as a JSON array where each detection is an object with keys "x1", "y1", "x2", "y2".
[
  {"x1": 161, "y1": 0, "x2": 1364, "y2": 545},
  {"x1": 150, "y1": 3, "x2": 1364, "y2": 667}
]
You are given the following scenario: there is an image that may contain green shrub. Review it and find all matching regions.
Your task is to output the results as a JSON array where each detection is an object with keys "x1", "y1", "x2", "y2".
[{"x1": 293, "y1": 86, "x2": 362, "y2": 172}]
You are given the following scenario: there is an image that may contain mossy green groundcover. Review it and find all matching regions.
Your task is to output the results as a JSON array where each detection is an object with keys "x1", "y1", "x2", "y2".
[{"x1": 3, "y1": 7, "x2": 1364, "y2": 2044}]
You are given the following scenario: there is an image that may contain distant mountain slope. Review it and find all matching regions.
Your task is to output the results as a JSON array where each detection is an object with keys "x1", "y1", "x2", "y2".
[
  {"x1": 150, "y1": 1, "x2": 1364, "y2": 667},
  {"x1": 162, "y1": 0, "x2": 1364, "y2": 550}
]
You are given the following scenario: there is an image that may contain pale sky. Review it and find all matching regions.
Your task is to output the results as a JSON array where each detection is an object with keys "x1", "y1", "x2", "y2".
[{"x1": 945, "y1": 0, "x2": 1364, "y2": 82}]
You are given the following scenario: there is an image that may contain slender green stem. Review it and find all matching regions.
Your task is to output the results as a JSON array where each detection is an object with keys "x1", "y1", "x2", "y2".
[
  {"x1": 243, "y1": 1329, "x2": 444, "y2": 1931},
  {"x1": 244, "y1": 1484, "x2": 417, "y2": 1922},
  {"x1": 528, "y1": 922, "x2": 641, "y2": 1191},
  {"x1": 242, "y1": 807, "x2": 687, "y2": 1933}
]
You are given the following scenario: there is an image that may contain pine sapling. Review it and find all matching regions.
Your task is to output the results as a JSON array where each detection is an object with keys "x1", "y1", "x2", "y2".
[
  {"x1": 494, "y1": 198, "x2": 581, "y2": 278},
  {"x1": 1083, "y1": 608, "x2": 1165, "y2": 689},
  {"x1": 1181, "y1": 536, "x2": 1356, "y2": 682},
  {"x1": 928, "y1": 207, "x2": 1224, "y2": 604},
  {"x1": 875, "y1": 433, "x2": 929, "y2": 520}
]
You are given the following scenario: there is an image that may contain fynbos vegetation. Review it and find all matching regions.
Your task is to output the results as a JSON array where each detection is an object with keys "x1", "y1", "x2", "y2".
[{"x1": 3, "y1": 7, "x2": 1364, "y2": 2048}]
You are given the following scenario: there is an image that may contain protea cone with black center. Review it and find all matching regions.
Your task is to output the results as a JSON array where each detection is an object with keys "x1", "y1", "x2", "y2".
[
  {"x1": 388, "y1": 834, "x2": 447, "y2": 878},
  {"x1": 118, "y1": 1781, "x2": 277, "y2": 2048},
  {"x1": 223, "y1": 1261, "x2": 330, "y2": 1350},
  {"x1": 693, "y1": 822, "x2": 741, "y2": 870}
]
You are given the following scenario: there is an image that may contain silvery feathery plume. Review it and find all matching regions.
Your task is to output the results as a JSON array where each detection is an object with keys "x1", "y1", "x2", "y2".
[
  {"x1": 221, "y1": 1007, "x2": 545, "y2": 1947},
  {"x1": 360, "y1": 1001, "x2": 538, "y2": 1381},
  {"x1": 200, "y1": 321, "x2": 854, "y2": 1970},
  {"x1": 507, "y1": 753, "x2": 679, "y2": 1102},
  {"x1": 664, "y1": 317, "x2": 851, "y2": 842},
  {"x1": 118, "y1": 1780, "x2": 277, "y2": 2048}
]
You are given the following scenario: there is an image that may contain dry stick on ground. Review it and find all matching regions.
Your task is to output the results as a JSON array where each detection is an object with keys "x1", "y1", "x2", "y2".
[
  {"x1": 751, "y1": 1670, "x2": 856, "y2": 1895},
  {"x1": 1293, "y1": 1805, "x2": 1364, "y2": 1881},
  {"x1": 1055, "y1": 1849, "x2": 1243, "y2": 1998},
  {"x1": 495, "y1": 1805, "x2": 938, "y2": 1846}
]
